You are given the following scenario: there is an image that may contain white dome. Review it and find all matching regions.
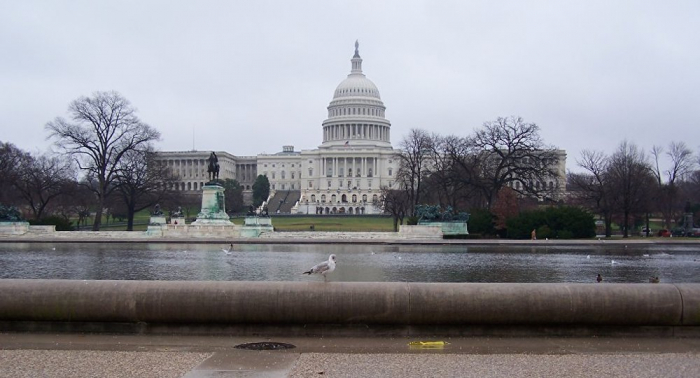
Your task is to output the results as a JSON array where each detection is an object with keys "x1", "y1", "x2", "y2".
[
  {"x1": 333, "y1": 76, "x2": 381, "y2": 99},
  {"x1": 320, "y1": 41, "x2": 392, "y2": 150}
]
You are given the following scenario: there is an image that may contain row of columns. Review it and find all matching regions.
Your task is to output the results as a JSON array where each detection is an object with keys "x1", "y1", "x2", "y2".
[
  {"x1": 322, "y1": 157, "x2": 378, "y2": 178},
  {"x1": 165, "y1": 159, "x2": 207, "y2": 179},
  {"x1": 236, "y1": 163, "x2": 256, "y2": 183},
  {"x1": 323, "y1": 124, "x2": 390, "y2": 142}
]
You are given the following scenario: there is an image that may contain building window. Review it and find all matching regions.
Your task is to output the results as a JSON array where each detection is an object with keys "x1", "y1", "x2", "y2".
[
  {"x1": 362, "y1": 194, "x2": 367, "y2": 202},
  {"x1": 282, "y1": 171, "x2": 286, "y2": 179},
  {"x1": 309, "y1": 168, "x2": 313, "y2": 176},
  {"x1": 311, "y1": 194, "x2": 316, "y2": 202},
  {"x1": 291, "y1": 172, "x2": 295, "y2": 179},
  {"x1": 339, "y1": 180, "x2": 343, "y2": 188},
  {"x1": 331, "y1": 194, "x2": 337, "y2": 202},
  {"x1": 368, "y1": 168, "x2": 373, "y2": 177},
  {"x1": 388, "y1": 168, "x2": 392, "y2": 176},
  {"x1": 352, "y1": 194, "x2": 357, "y2": 203},
  {"x1": 321, "y1": 194, "x2": 326, "y2": 202},
  {"x1": 272, "y1": 184, "x2": 276, "y2": 190},
  {"x1": 372, "y1": 194, "x2": 378, "y2": 203},
  {"x1": 328, "y1": 180, "x2": 331, "y2": 188},
  {"x1": 272, "y1": 172, "x2": 276, "y2": 179},
  {"x1": 309, "y1": 181, "x2": 313, "y2": 188}
]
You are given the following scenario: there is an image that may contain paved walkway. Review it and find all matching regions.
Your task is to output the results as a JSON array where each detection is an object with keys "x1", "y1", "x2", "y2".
[{"x1": 1, "y1": 333, "x2": 699, "y2": 377}]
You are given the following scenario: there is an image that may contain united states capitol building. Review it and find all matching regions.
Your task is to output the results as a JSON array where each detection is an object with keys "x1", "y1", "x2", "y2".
[
  {"x1": 155, "y1": 42, "x2": 399, "y2": 215},
  {"x1": 155, "y1": 42, "x2": 568, "y2": 215}
]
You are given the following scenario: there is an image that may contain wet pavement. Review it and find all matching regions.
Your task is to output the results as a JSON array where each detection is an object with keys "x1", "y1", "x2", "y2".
[{"x1": 1, "y1": 333, "x2": 699, "y2": 377}]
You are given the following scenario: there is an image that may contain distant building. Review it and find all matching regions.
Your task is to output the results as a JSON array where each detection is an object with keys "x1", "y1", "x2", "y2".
[
  {"x1": 155, "y1": 41, "x2": 398, "y2": 214},
  {"x1": 154, "y1": 41, "x2": 566, "y2": 213}
]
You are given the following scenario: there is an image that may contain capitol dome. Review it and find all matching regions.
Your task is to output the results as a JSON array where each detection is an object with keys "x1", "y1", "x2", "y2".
[
  {"x1": 333, "y1": 73, "x2": 381, "y2": 100},
  {"x1": 321, "y1": 41, "x2": 392, "y2": 149}
]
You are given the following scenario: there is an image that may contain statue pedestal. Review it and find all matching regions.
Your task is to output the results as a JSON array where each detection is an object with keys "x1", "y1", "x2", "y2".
[
  {"x1": 170, "y1": 217, "x2": 186, "y2": 225},
  {"x1": 0, "y1": 221, "x2": 30, "y2": 236},
  {"x1": 241, "y1": 216, "x2": 274, "y2": 237},
  {"x1": 192, "y1": 184, "x2": 233, "y2": 225},
  {"x1": 150, "y1": 216, "x2": 166, "y2": 225}
]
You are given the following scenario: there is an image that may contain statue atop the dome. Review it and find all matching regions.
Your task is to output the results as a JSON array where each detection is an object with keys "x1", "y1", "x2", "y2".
[{"x1": 354, "y1": 40, "x2": 360, "y2": 58}]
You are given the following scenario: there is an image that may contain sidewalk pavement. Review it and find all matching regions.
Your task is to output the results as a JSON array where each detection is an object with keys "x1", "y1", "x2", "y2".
[{"x1": 1, "y1": 333, "x2": 699, "y2": 378}]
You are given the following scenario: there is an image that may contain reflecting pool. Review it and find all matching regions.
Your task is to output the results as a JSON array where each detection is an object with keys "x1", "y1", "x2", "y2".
[{"x1": 0, "y1": 242, "x2": 699, "y2": 283}]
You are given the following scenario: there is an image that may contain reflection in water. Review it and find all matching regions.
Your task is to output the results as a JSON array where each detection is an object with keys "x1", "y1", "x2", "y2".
[{"x1": 0, "y1": 242, "x2": 698, "y2": 283}]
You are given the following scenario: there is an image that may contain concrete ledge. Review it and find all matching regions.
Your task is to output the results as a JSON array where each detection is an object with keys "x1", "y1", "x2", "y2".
[{"x1": 0, "y1": 280, "x2": 698, "y2": 335}]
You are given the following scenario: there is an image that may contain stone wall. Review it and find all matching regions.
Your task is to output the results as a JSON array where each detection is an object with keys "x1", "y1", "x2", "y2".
[{"x1": 1, "y1": 280, "x2": 697, "y2": 336}]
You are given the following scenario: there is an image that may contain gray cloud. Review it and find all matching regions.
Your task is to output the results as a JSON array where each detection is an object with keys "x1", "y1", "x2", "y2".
[{"x1": 1, "y1": 0, "x2": 698, "y2": 170}]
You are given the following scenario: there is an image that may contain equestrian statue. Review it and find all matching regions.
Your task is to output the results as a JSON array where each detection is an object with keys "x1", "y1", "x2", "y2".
[{"x1": 207, "y1": 151, "x2": 220, "y2": 182}]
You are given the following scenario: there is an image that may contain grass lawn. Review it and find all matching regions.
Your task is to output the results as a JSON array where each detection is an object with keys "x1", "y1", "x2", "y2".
[{"x1": 233, "y1": 216, "x2": 395, "y2": 232}]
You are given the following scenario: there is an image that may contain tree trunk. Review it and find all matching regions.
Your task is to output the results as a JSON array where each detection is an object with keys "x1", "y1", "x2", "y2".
[
  {"x1": 92, "y1": 193, "x2": 105, "y2": 231},
  {"x1": 126, "y1": 203, "x2": 136, "y2": 231}
]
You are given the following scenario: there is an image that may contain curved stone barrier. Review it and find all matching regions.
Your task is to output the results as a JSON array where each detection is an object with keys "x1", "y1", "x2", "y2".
[{"x1": 0, "y1": 280, "x2": 698, "y2": 327}]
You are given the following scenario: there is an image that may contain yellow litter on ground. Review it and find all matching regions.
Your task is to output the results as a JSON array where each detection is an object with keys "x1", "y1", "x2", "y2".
[{"x1": 408, "y1": 341, "x2": 450, "y2": 348}]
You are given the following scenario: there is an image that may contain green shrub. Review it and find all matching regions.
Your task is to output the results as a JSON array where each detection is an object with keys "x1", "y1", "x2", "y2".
[
  {"x1": 468, "y1": 208, "x2": 496, "y2": 235},
  {"x1": 506, "y1": 206, "x2": 595, "y2": 239},
  {"x1": 29, "y1": 216, "x2": 74, "y2": 231}
]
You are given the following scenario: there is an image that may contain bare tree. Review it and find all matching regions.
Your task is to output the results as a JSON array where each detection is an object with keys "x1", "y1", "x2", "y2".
[
  {"x1": 651, "y1": 142, "x2": 695, "y2": 228},
  {"x1": 395, "y1": 129, "x2": 433, "y2": 216},
  {"x1": 470, "y1": 116, "x2": 560, "y2": 210},
  {"x1": 0, "y1": 141, "x2": 30, "y2": 205},
  {"x1": 607, "y1": 141, "x2": 655, "y2": 237},
  {"x1": 424, "y1": 134, "x2": 479, "y2": 210},
  {"x1": 45, "y1": 91, "x2": 160, "y2": 230},
  {"x1": 568, "y1": 150, "x2": 618, "y2": 237},
  {"x1": 380, "y1": 187, "x2": 410, "y2": 231},
  {"x1": 114, "y1": 148, "x2": 174, "y2": 231},
  {"x1": 13, "y1": 153, "x2": 75, "y2": 220}
]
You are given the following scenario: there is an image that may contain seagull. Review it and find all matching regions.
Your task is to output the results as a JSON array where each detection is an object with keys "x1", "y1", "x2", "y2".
[
  {"x1": 222, "y1": 244, "x2": 233, "y2": 255},
  {"x1": 303, "y1": 254, "x2": 337, "y2": 281},
  {"x1": 586, "y1": 255, "x2": 591, "y2": 259},
  {"x1": 611, "y1": 260, "x2": 618, "y2": 265},
  {"x1": 596, "y1": 274, "x2": 603, "y2": 283}
]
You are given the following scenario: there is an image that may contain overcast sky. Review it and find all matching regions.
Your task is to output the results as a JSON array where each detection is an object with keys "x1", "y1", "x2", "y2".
[{"x1": 2, "y1": 1, "x2": 699, "y2": 171}]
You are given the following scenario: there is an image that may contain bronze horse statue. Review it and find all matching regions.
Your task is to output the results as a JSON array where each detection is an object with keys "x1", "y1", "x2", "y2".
[{"x1": 207, "y1": 151, "x2": 220, "y2": 181}]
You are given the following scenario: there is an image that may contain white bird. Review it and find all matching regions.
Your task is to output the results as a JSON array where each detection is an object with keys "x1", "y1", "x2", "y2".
[
  {"x1": 222, "y1": 244, "x2": 233, "y2": 255},
  {"x1": 587, "y1": 255, "x2": 590, "y2": 259},
  {"x1": 611, "y1": 260, "x2": 618, "y2": 265},
  {"x1": 303, "y1": 254, "x2": 337, "y2": 281}
]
